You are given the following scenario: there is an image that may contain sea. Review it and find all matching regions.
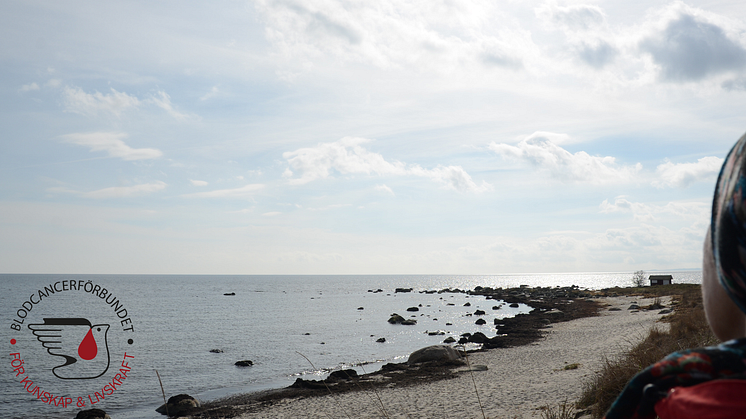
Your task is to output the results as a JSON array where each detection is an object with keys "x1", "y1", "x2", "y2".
[{"x1": 0, "y1": 272, "x2": 702, "y2": 419}]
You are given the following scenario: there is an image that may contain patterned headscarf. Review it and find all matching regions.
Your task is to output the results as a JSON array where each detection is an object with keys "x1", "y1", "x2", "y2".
[{"x1": 712, "y1": 133, "x2": 746, "y2": 314}]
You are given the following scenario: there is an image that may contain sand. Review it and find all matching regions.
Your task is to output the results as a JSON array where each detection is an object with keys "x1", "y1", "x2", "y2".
[{"x1": 232, "y1": 295, "x2": 671, "y2": 419}]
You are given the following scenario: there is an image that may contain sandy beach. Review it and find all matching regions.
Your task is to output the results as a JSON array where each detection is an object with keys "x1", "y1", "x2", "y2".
[{"x1": 218, "y1": 295, "x2": 671, "y2": 419}]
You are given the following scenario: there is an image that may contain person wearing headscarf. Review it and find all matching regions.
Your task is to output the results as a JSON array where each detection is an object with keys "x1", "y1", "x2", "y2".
[{"x1": 603, "y1": 134, "x2": 746, "y2": 419}]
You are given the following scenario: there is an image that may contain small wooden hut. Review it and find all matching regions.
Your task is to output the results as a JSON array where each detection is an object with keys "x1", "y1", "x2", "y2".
[{"x1": 649, "y1": 274, "x2": 673, "y2": 286}]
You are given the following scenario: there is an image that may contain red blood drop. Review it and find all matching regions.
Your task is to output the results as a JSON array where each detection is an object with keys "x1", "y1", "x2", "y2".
[{"x1": 78, "y1": 328, "x2": 98, "y2": 360}]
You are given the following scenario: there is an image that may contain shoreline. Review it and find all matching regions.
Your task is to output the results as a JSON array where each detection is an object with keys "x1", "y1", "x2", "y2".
[{"x1": 188, "y1": 286, "x2": 634, "y2": 418}]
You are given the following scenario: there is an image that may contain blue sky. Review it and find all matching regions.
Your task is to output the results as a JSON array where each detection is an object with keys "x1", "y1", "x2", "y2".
[{"x1": 2, "y1": 0, "x2": 746, "y2": 274}]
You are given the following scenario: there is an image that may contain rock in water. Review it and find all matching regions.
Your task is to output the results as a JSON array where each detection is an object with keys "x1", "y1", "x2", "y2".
[
  {"x1": 235, "y1": 360, "x2": 253, "y2": 367},
  {"x1": 156, "y1": 394, "x2": 200, "y2": 416},
  {"x1": 75, "y1": 409, "x2": 111, "y2": 419},
  {"x1": 407, "y1": 345, "x2": 464, "y2": 365}
]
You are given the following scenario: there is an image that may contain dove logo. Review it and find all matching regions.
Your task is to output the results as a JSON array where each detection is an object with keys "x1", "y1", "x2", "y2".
[{"x1": 28, "y1": 318, "x2": 111, "y2": 380}]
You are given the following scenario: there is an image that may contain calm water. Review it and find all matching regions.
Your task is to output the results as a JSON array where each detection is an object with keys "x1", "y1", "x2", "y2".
[{"x1": 1, "y1": 272, "x2": 701, "y2": 419}]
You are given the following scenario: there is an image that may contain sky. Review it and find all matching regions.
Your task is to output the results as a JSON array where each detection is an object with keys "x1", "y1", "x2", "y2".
[{"x1": 2, "y1": 0, "x2": 746, "y2": 275}]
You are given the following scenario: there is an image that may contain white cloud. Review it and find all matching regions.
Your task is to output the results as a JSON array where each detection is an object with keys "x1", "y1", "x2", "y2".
[
  {"x1": 200, "y1": 86, "x2": 221, "y2": 101},
  {"x1": 490, "y1": 132, "x2": 641, "y2": 184},
  {"x1": 652, "y1": 156, "x2": 723, "y2": 188},
  {"x1": 374, "y1": 184, "x2": 395, "y2": 196},
  {"x1": 149, "y1": 90, "x2": 192, "y2": 120},
  {"x1": 85, "y1": 181, "x2": 167, "y2": 199},
  {"x1": 19, "y1": 82, "x2": 39, "y2": 92},
  {"x1": 256, "y1": 0, "x2": 533, "y2": 73},
  {"x1": 535, "y1": 2, "x2": 617, "y2": 69},
  {"x1": 535, "y1": 3, "x2": 607, "y2": 32},
  {"x1": 181, "y1": 184, "x2": 264, "y2": 198},
  {"x1": 600, "y1": 196, "x2": 709, "y2": 222},
  {"x1": 283, "y1": 137, "x2": 490, "y2": 193},
  {"x1": 62, "y1": 86, "x2": 140, "y2": 117},
  {"x1": 639, "y1": 10, "x2": 746, "y2": 82},
  {"x1": 61, "y1": 132, "x2": 163, "y2": 161},
  {"x1": 262, "y1": 211, "x2": 282, "y2": 217},
  {"x1": 190, "y1": 179, "x2": 209, "y2": 186}
]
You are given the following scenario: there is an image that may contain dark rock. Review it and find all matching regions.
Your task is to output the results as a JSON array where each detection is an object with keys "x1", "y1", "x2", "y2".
[
  {"x1": 475, "y1": 318, "x2": 487, "y2": 325},
  {"x1": 464, "y1": 302, "x2": 471, "y2": 307},
  {"x1": 400, "y1": 319, "x2": 417, "y2": 325},
  {"x1": 235, "y1": 360, "x2": 253, "y2": 367},
  {"x1": 628, "y1": 304, "x2": 640, "y2": 310},
  {"x1": 75, "y1": 409, "x2": 111, "y2": 419},
  {"x1": 407, "y1": 345, "x2": 464, "y2": 365},
  {"x1": 388, "y1": 313, "x2": 406, "y2": 324},
  {"x1": 659, "y1": 309, "x2": 672, "y2": 314},
  {"x1": 156, "y1": 394, "x2": 200, "y2": 416},
  {"x1": 223, "y1": 292, "x2": 236, "y2": 296},
  {"x1": 443, "y1": 336, "x2": 456, "y2": 343},
  {"x1": 509, "y1": 303, "x2": 520, "y2": 308},
  {"x1": 468, "y1": 332, "x2": 489, "y2": 343},
  {"x1": 290, "y1": 378, "x2": 327, "y2": 389},
  {"x1": 395, "y1": 288, "x2": 413, "y2": 293},
  {"x1": 474, "y1": 310, "x2": 486, "y2": 315},
  {"x1": 492, "y1": 306, "x2": 501, "y2": 310},
  {"x1": 357, "y1": 307, "x2": 364, "y2": 310},
  {"x1": 609, "y1": 307, "x2": 622, "y2": 311},
  {"x1": 376, "y1": 337, "x2": 386, "y2": 343},
  {"x1": 407, "y1": 307, "x2": 420, "y2": 312},
  {"x1": 209, "y1": 349, "x2": 223, "y2": 353},
  {"x1": 381, "y1": 362, "x2": 409, "y2": 371},
  {"x1": 327, "y1": 369, "x2": 358, "y2": 381}
]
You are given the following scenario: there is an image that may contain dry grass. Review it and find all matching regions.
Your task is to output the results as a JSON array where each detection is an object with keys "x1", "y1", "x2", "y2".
[{"x1": 577, "y1": 284, "x2": 718, "y2": 418}]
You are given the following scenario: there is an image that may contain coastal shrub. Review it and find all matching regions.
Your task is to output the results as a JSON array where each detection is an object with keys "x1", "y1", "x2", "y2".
[
  {"x1": 631, "y1": 270, "x2": 646, "y2": 287},
  {"x1": 578, "y1": 285, "x2": 717, "y2": 418}
]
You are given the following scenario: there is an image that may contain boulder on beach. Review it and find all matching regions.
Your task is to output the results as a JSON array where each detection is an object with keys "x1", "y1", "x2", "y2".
[
  {"x1": 474, "y1": 309, "x2": 486, "y2": 315},
  {"x1": 407, "y1": 344, "x2": 464, "y2": 365},
  {"x1": 475, "y1": 318, "x2": 487, "y2": 325},
  {"x1": 395, "y1": 288, "x2": 413, "y2": 293},
  {"x1": 327, "y1": 369, "x2": 358, "y2": 381},
  {"x1": 443, "y1": 336, "x2": 456, "y2": 343},
  {"x1": 235, "y1": 360, "x2": 253, "y2": 367},
  {"x1": 509, "y1": 303, "x2": 520, "y2": 308},
  {"x1": 406, "y1": 306, "x2": 420, "y2": 312},
  {"x1": 75, "y1": 409, "x2": 111, "y2": 419},
  {"x1": 156, "y1": 394, "x2": 200, "y2": 416},
  {"x1": 376, "y1": 337, "x2": 386, "y2": 343}
]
